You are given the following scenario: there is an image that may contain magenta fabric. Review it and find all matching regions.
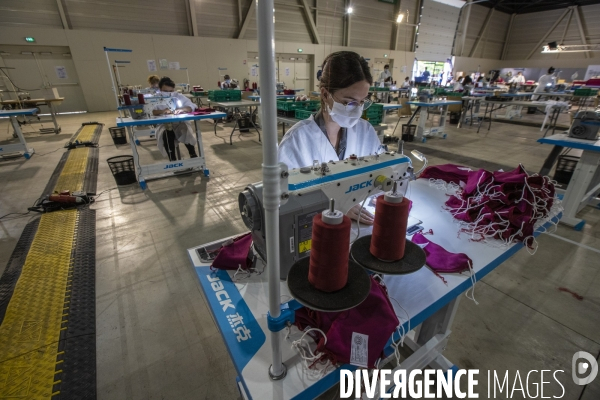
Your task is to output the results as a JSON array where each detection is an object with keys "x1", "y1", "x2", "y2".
[
  {"x1": 412, "y1": 233, "x2": 472, "y2": 274},
  {"x1": 420, "y1": 163, "x2": 556, "y2": 248},
  {"x1": 294, "y1": 277, "x2": 399, "y2": 368},
  {"x1": 419, "y1": 164, "x2": 471, "y2": 185},
  {"x1": 211, "y1": 233, "x2": 253, "y2": 270}
]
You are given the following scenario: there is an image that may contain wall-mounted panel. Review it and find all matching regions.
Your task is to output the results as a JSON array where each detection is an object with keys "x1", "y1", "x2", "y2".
[{"x1": 416, "y1": 0, "x2": 460, "y2": 61}]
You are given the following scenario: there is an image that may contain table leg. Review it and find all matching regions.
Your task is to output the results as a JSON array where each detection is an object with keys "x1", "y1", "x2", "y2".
[
  {"x1": 477, "y1": 103, "x2": 489, "y2": 133},
  {"x1": 230, "y1": 118, "x2": 239, "y2": 145},
  {"x1": 560, "y1": 150, "x2": 600, "y2": 230},
  {"x1": 8, "y1": 116, "x2": 34, "y2": 159},
  {"x1": 539, "y1": 145, "x2": 564, "y2": 177},
  {"x1": 127, "y1": 126, "x2": 144, "y2": 189},
  {"x1": 49, "y1": 102, "x2": 61, "y2": 133},
  {"x1": 194, "y1": 120, "x2": 209, "y2": 177}
]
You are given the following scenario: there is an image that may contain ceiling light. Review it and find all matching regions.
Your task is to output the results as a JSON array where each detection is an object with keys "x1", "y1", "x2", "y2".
[
  {"x1": 397, "y1": 14, "x2": 404, "y2": 23},
  {"x1": 21, "y1": 51, "x2": 33, "y2": 55},
  {"x1": 547, "y1": 41, "x2": 558, "y2": 50},
  {"x1": 40, "y1": 52, "x2": 52, "y2": 55},
  {"x1": 347, "y1": 7, "x2": 353, "y2": 14},
  {"x1": 25, "y1": 37, "x2": 35, "y2": 42}
]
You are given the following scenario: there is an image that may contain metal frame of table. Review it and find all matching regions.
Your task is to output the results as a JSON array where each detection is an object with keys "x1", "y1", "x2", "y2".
[
  {"x1": 116, "y1": 112, "x2": 225, "y2": 190},
  {"x1": 212, "y1": 100, "x2": 262, "y2": 145},
  {"x1": 0, "y1": 98, "x2": 63, "y2": 134},
  {"x1": 476, "y1": 100, "x2": 565, "y2": 136},
  {"x1": 186, "y1": 179, "x2": 561, "y2": 400},
  {"x1": 0, "y1": 109, "x2": 37, "y2": 159},
  {"x1": 539, "y1": 133, "x2": 600, "y2": 230},
  {"x1": 405, "y1": 101, "x2": 462, "y2": 142}
]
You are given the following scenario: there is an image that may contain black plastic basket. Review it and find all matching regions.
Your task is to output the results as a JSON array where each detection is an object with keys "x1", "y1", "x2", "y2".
[
  {"x1": 553, "y1": 155, "x2": 580, "y2": 186},
  {"x1": 108, "y1": 127, "x2": 127, "y2": 145},
  {"x1": 107, "y1": 155, "x2": 137, "y2": 186},
  {"x1": 401, "y1": 124, "x2": 416, "y2": 142}
]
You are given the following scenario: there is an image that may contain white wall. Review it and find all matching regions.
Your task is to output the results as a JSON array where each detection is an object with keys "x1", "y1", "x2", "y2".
[{"x1": 0, "y1": 26, "x2": 415, "y2": 112}]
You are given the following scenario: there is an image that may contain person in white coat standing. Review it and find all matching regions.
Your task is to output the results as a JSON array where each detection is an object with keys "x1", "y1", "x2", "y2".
[
  {"x1": 278, "y1": 51, "x2": 384, "y2": 224},
  {"x1": 153, "y1": 77, "x2": 198, "y2": 161},
  {"x1": 533, "y1": 67, "x2": 556, "y2": 100}
]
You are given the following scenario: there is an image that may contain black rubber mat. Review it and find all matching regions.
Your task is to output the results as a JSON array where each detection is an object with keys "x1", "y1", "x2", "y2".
[
  {"x1": 83, "y1": 147, "x2": 99, "y2": 195},
  {"x1": 41, "y1": 151, "x2": 69, "y2": 198},
  {"x1": 54, "y1": 208, "x2": 97, "y2": 399},
  {"x1": 0, "y1": 218, "x2": 40, "y2": 326},
  {"x1": 64, "y1": 123, "x2": 104, "y2": 149}
]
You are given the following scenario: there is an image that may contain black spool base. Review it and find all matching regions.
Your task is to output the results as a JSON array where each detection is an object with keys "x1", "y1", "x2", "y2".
[{"x1": 350, "y1": 235, "x2": 426, "y2": 275}]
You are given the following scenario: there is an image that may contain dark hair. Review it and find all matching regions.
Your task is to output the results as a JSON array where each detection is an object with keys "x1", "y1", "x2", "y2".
[
  {"x1": 320, "y1": 51, "x2": 372, "y2": 94},
  {"x1": 384, "y1": 64, "x2": 390, "y2": 69},
  {"x1": 548, "y1": 67, "x2": 555, "y2": 74},
  {"x1": 158, "y1": 76, "x2": 175, "y2": 89},
  {"x1": 463, "y1": 75, "x2": 473, "y2": 85},
  {"x1": 224, "y1": 74, "x2": 230, "y2": 80},
  {"x1": 405, "y1": 76, "x2": 409, "y2": 80},
  {"x1": 147, "y1": 75, "x2": 160, "y2": 85}
]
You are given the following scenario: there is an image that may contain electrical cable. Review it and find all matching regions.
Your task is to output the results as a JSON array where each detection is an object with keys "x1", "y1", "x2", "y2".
[{"x1": 0, "y1": 67, "x2": 41, "y2": 92}]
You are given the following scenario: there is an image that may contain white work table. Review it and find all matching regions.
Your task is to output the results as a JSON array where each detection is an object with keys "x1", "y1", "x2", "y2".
[
  {"x1": 211, "y1": 100, "x2": 261, "y2": 145},
  {"x1": 187, "y1": 178, "x2": 561, "y2": 400},
  {"x1": 0, "y1": 108, "x2": 37, "y2": 159},
  {"x1": 405, "y1": 100, "x2": 462, "y2": 142},
  {"x1": 477, "y1": 99, "x2": 567, "y2": 135},
  {"x1": 115, "y1": 112, "x2": 226, "y2": 189},
  {"x1": 0, "y1": 97, "x2": 63, "y2": 134},
  {"x1": 538, "y1": 133, "x2": 600, "y2": 230}
]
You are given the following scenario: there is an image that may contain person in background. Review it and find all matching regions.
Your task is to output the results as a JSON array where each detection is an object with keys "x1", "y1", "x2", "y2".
[
  {"x1": 278, "y1": 51, "x2": 383, "y2": 225},
  {"x1": 401, "y1": 76, "x2": 411, "y2": 88},
  {"x1": 462, "y1": 75, "x2": 473, "y2": 87},
  {"x1": 421, "y1": 67, "x2": 431, "y2": 82},
  {"x1": 153, "y1": 77, "x2": 198, "y2": 161},
  {"x1": 453, "y1": 76, "x2": 464, "y2": 91},
  {"x1": 475, "y1": 76, "x2": 485, "y2": 88},
  {"x1": 379, "y1": 64, "x2": 393, "y2": 84},
  {"x1": 533, "y1": 67, "x2": 557, "y2": 100},
  {"x1": 510, "y1": 71, "x2": 526, "y2": 85},
  {"x1": 147, "y1": 75, "x2": 160, "y2": 92},
  {"x1": 221, "y1": 75, "x2": 232, "y2": 89}
]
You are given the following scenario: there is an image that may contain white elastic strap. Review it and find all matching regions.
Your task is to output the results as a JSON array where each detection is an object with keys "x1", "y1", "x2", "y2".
[
  {"x1": 351, "y1": 194, "x2": 371, "y2": 245},
  {"x1": 233, "y1": 264, "x2": 251, "y2": 281},
  {"x1": 465, "y1": 260, "x2": 479, "y2": 305},
  {"x1": 389, "y1": 296, "x2": 411, "y2": 367},
  {"x1": 291, "y1": 328, "x2": 328, "y2": 370}
]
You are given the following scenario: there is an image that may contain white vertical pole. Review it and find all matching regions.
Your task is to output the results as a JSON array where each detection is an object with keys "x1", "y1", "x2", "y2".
[
  {"x1": 104, "y1": 50, "x2": 121, "y2": 113},
  {"x1": 256, "y1": 0, "x2": 286, "y2": 380}
]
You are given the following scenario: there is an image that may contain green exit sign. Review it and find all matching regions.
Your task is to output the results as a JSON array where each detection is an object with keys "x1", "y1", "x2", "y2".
[{"x1": 25, "y1": 37, "x2": 35, "y2": 42}]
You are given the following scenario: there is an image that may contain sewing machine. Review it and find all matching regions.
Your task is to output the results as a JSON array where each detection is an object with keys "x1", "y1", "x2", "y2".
[{"x1": 238, "y1": 152, "x2": 413, "y2": 279}]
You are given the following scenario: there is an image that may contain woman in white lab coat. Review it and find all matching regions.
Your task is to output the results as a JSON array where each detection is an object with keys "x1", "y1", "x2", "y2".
[
  {"x1": 533, "y1": 67, "x2": 556, "y2": 100},
  {"x1": 153, "y1": 77, "x2": 198, "y2": 161},
  {"x1": 278, "y1": 51, "x2": 383, "y2": 224}
]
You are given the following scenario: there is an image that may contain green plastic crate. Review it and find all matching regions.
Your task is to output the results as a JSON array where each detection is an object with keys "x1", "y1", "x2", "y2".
[
  {"x1": 305, "y1": 100, "x2": 321, "y2": 111},
  {"x1": 295, "y1": 109, "x2": 316, "y2": 120},
  {"x1": 277, "y1": 100, "x2": 308, "y2": 111},
  {"x1": 365, "y1": 103, "x2": 384, "y2": 119},
  {"x1": 369, "y1": 87, "x2": 390, "y2": 92},
  {"x1": 208, "y1": 90, "x2": 242, "y2": 101},
  {"x1": 574, "y1": 88, "x2": 598, "y2": 96}
]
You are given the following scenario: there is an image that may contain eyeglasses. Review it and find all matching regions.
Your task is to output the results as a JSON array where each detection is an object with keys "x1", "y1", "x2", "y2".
[{"x1": 331, "y1": 93, "x2": 373, "y2": 110}]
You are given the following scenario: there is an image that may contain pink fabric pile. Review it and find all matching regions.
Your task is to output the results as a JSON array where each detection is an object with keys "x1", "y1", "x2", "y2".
[{"x1": 420, "y1": 164, "x2": 558, "y2": 248}]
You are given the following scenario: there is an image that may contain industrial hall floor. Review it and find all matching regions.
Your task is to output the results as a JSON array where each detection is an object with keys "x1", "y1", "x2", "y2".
[{"x1": 0, "y1": 110, "x2": 599, "y2": 400}]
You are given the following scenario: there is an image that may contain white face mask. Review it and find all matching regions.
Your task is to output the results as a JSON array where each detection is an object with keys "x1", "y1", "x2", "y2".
[
  {"x1": 160, "y1": 91, "x2": 174, "y2": 97},
  {"x1": 326, "y1": 97, "x2": 364, "y2": 128}
]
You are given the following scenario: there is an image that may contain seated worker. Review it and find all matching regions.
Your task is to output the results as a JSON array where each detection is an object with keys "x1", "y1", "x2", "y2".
[
  {"x1": 453, "y1": 76, "x2": 464, "y2": 91},
  {"x1": 401, "y1": 76, "x2": 411, "y2": 88},
  {"x1": 153, "y1": 77, "x2": 198, "y2": 161},
  {"x1": 147, "y1": 75, "x2": 160, "y2": 92},
  {"x1": 221, "y1": 75, "x2": 233, "y2": 89},
  {"x1": 278, "y1": 51, "x2": 383, "y2": 225},
  {"x1": 462, "y1": 75, "x2": 473, "y2": 87},
  {"x1": 510, "y1": 71, "x2": 526, "y2": 85}
]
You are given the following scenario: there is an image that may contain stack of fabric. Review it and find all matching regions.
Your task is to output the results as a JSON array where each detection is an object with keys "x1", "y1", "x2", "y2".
[{"x1": 420, "y1": 164, "x2": 559, "y2": 250}]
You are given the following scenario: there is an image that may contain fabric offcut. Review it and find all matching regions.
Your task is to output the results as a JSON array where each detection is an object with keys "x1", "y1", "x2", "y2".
[
  {"x1": 294, "y1": 277, "x2": 399, "y2": 369},
  {"x1": 211, "y1": 233, "x2": 253, "y2": 270},
  {"x1": 421, "y1": 164, "x2": 558, "y2": 249}
]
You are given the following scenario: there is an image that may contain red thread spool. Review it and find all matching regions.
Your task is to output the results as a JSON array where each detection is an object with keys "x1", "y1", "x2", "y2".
[
  {"x1": 308, "y1": 213, "x2": 351, "y2": 292},
  {"x1": 129, "y1": 89, "x2": 133, "y2": 96},
  {"x1": 137, "y1": 93, "x2": 145, "y2": 104},
  {"x1": 123, "y1": 93, "x2": 131, "y2": 105},
  {"x1": 370, "y1": 196, "x2": 410, "y2": 261}
]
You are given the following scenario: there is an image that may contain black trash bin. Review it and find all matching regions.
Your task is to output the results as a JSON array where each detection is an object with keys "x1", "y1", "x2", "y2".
[
  {"x1": 108, "y1": 127, "x2": 127, "y2": 145},
  {"x1": 553, "y1": 155, "x2": 580, "y2": 186},
  {"x1": 107, "y1": 155, "x2": 137, "y2": 186},
  {"x1": 401, "y1": 124, "x2": 416, "y2": 142}
]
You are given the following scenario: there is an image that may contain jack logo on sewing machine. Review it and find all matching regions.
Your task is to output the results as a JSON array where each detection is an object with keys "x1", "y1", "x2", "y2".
[
  {"x1": 345, "y1": 179, "x2": 372, "y2": 194},
  {"x1": 164, "y1": 162, "x2": 184, "y2": 169}
]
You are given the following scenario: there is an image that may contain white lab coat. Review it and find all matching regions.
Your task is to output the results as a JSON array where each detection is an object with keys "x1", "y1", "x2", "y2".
[
  {"x1": 533, "y1": 73, "x2": 556, "y2": 100},
  {"x1": 278, "y1": 116, "x2": 383, "y2": 169},
  {"x1": 379, "y1": 70, "x2": 393, "y2": 83},
  {"x1": 154, "y1": 92, "x2": 198, "y2": 158},
  {"x1": 401, "y1": 80, "x2": 411, "y2": 88},
  {"x1": 510, "y1": 75, "x2": 526, "y2": 84},
  {"x1": 453, "y1": 81, "x2": 463, "y2": 91}
]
